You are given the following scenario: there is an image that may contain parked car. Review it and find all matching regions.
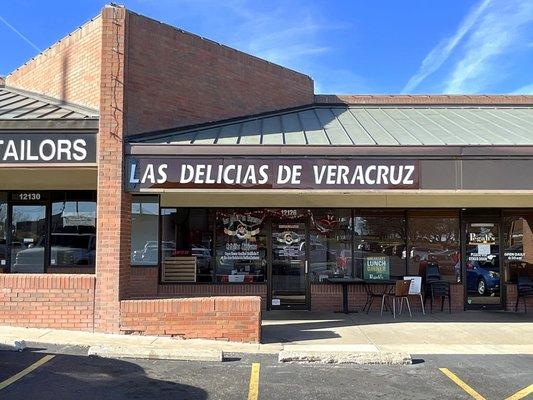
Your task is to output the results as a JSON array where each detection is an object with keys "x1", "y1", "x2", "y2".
[{"x1": 466, "y1": 254, "x2": 500, "y2": 296}]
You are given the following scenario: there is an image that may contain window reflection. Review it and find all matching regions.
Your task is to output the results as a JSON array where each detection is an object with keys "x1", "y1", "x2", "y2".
[
  {"x1": 407, "y1": 212, "x2": 460, "y2": 283},
  {"x1": 503, "y1": 214, "x2": 533, "y2": 283},
  {"x1": 309, "y1": 209, "x2": 352, "y2": 282},
  {"x1": 161, "y1": 208, "x2": 214, "y2": 282},
  {"x1": 354, "y1": 212, "x2": 406, "y2": 280},
  {"x1": 51, "y1": 195, "x2": 96, "y2": 269},
  {"x1": 131, "y1": 196, "x2": 159, "y2": 265}
]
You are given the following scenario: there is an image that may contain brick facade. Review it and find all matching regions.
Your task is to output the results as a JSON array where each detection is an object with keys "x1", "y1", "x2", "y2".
[
  {"x1": 120, "y1": 296, "x2": 261, "y2": 343},
  {"x1": 124, "y1": 11, "x2": 314, "y2": 134},
  {"x1": 5, "y1": 16, "x2": 102, "y2": 109},
  {"x1": 506, "y1": 284, "x2": 533, "y2": 312},
  {"x1": 0, "y1": 274, "x2": 95, "y2": 331}
]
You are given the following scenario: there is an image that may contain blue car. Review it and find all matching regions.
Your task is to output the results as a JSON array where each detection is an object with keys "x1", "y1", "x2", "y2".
[{"x1": 466, "y1": 255, "x2": 500, "y2": 296}]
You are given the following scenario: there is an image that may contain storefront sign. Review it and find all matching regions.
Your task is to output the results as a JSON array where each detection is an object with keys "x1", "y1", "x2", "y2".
[
  {"x1": 363, "y1": 256, "x2": 390, "y2": 280},
  {"x1": 125, "y1": 157, "x2": 419, "y2": 191},
  {"x1": 0, "y1": 133, "x2": 96, "y2": 164}
]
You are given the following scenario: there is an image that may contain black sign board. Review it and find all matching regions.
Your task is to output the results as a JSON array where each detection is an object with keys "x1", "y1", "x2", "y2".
[
  {"x1": 125, "y1": 157, "x2": 419, "y2": 192},
  {"x1": 0, "y1": 133, "x2": 96, "y2": 164}
]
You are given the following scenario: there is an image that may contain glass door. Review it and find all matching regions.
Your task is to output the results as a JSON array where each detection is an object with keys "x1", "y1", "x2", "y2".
[
  {"x1": 270, "y1": 220, "x2": 308, "y2": 309},
  {"x1": 10, "y1": 204, "x2": 47, "y2": 273},
  {"x1": 464, "y1": 221, "x2": 502, "y2": 308}
]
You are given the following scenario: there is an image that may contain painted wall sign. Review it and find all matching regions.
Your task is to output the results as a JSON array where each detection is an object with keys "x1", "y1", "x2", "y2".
[
  {"x1": 125, "y1": 157, "x2": 419, "y2": 191},
  {"x1": 0, "y1": 133, "x2": 96, "y2": 164}
]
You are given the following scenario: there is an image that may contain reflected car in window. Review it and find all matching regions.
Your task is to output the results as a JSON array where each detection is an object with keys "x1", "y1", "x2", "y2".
[
  {"x1": 466, "y1": 255, "x2": 500, "y2": 296},
  {"x1": 12, "y1": 234, "x2": 96, "y2": 273}
]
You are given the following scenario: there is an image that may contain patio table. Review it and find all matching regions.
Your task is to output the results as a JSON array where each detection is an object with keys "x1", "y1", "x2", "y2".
[{"x1": 325, "y1": 277, "x2": 365, "y2": 314}]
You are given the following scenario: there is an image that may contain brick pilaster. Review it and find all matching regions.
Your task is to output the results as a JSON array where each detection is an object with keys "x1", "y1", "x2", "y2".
[{"x1": 94, "y1": 5, "x2": 130, "y2": 333}]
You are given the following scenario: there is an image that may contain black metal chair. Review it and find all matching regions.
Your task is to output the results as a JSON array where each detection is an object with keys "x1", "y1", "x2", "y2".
[
  {"x1": 423, "y1": 263, "x2": 441, "y2": 308},
  {"x1": 515, "y1": 277, "x2": 533, "y2": 313},
  {"x1": 429, "y1": 281, "x2": 451, "y2": 313}
]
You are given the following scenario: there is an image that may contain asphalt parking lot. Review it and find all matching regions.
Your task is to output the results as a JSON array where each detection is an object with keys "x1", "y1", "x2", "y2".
[{"x1": 0, "y1": 345, "x2": 531, "y2": 400}]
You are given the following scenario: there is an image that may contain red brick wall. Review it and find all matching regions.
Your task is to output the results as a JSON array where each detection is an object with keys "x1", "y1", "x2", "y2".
[
  {"x1": 5, "y1": 16, "x2": 102, "y2": 109},
  {"x1": 0, "y1": 274, "x2": 95, "y2": 331},
  {"x1": 120, "y1": 296, "x2": 261, "y2": 342},
  {"x1": 311, "y1": 283, "x2": 464, "y2": 313},
  {"x1": 124, "y1": 11, "x2": 314, "y2": 135},
  {"x1": 129, "y1": 267, "x2": 159, "y2": 298},
  {"x1": 157, "y1": 283, "x2": 268, "y2": 310},
  {"x1": 506, "y1": 284, "x2": 533, "y2": 312},
  {"x1": 94, "y1": 6, "x2": 131, "y2": 333}
]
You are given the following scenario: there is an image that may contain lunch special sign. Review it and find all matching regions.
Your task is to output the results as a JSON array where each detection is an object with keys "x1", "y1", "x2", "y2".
[{"x1": 125, "y1": 157, "x2": 419, "y2": 191}]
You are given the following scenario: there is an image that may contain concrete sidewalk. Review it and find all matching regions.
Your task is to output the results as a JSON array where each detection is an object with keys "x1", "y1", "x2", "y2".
[
  {"x1": 0, "y1": 310, "x2": 532, "y2": 360},
  {"x1": 262, "y1": 310, "x2": 533, "y2": 355}
]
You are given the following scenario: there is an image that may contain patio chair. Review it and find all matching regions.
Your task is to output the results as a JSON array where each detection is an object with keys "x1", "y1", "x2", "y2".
[
  {"x1": 515, "y1": 277, "x2": 533, "y2": 313},
  {"x1": 381, "y1": 279, "x2": 412, "y2": 319},
  {"x1": 429, "y1": 281, "x2": 451, "y2": 314},
  {"x1": 404, "y1": 276, "x2": 425, "y2": 315}
]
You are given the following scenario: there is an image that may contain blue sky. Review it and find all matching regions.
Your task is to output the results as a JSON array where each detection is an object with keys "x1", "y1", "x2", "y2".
[{"x1": 1, "y1": 0, "x2": 532, "y2": 94}]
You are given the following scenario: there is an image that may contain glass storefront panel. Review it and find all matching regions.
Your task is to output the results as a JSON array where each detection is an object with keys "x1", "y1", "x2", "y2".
[
  {"x1": 161, "y1": 208, "x2": 214, "y2": 282},
  {"x1": 407, "y1": 211, "x2": 460, "y2": 283},
  {"x1": 10, "y1": 204, "x2": 47, "y2": 273},
  {"x1": 50, "y1": 192, "x2": 96, "y2": 269},
  {"x1": 215, "y1": 209, "x2": 267, "y2": 283},
  {"x1": 503, "y1": 213, "x2": 533, "y2": 283},
  {"x1": 353, "y1": 211, "x2": 406, "y2": 280},
  {"x1": 309, "y1": 209, "x2": 352, "y2": 282},
  {"x1": 465, "y1": 221, "x2": 501, "y2": 306},
  {"x1": 131, "y1": 195, "x2": 159, "y2": 265}
]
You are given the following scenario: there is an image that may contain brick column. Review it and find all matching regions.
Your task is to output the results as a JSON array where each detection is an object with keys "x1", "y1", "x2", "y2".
[{"x1": 94, "y1": 5, "x2": 130, "y2": 333}]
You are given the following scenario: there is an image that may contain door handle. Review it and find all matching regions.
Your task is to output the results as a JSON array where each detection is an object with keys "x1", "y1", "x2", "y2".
[{"x1": 305, "y1": 260, "x2": 308, "y2": 274}]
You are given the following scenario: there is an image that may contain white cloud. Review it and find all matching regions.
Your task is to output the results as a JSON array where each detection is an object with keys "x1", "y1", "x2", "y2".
[
  {"x1": 444, "y1": 1, "x2": 533, "y2": 93},
  {"x1": 401, "y1": 0, "x2": 491, "y2": 93}
]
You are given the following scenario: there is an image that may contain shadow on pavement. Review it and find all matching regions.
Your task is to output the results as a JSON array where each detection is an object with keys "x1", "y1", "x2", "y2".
[{"x1": 0, "y1": 348, "x2": 208, "y2": 400}]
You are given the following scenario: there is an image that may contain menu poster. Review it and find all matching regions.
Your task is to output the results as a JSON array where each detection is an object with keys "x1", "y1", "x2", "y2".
[{"x1": 364, "y1": 256, "x2": 390, "y2": 280}]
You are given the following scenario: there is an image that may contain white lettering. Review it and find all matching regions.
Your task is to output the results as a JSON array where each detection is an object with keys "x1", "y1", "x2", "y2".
[
  {"x1": 180, "y1": 164, "x2": 195, "y2": 183},
  {"x1": 277, "y1": 165, "x2": 292, "y2": 184},
  {"x1": 313, "y1": 165, "x2": 327, "y2": 184},
  {"x1": 39, "y1": 139, "x2": 55, "y2": 161},
  {"x1": 129, "y1": 163, "x2": 139, "y2": 184},
  {"x1": 141, "y1": 164, "x2": 155, "y2": 184},
  {"x1": 403, "y1": 165, "x2": 415, "y2": 185},
  {"x1": 72, "y1": 139, "x2": 87, "y2": 161},
  {"x1": 157, "y1": 164, "x2": 167, "y2": 183},
  {"x1": 364, "y1": 165, "x2": 377, "y2": 185}
]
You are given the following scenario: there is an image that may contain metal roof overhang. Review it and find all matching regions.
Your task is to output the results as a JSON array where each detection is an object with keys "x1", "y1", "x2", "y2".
[
  {"x1": 0, "y1": 119, "x2": 99, "y2": 130},
  {"x1": 126, "y1": 143, "x2": 533, "y2": 158}
]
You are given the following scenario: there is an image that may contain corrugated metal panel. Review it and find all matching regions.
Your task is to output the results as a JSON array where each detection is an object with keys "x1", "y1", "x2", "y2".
[
  {"x1": 131, "y1": 105, "x2": 533, "y2": 146},
  {"x1": 0, "y1": 87, "x2": 98, "y2": 120}
]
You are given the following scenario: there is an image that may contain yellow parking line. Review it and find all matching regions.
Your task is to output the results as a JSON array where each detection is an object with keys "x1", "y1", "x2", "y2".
[
  {"x1": 247, "y1": 362, "x2": 261, "y2": 400},
  {"x1": 505, "y1": 384, "x2": 533, "y2": 400},
  {"x1": 0, "y1": 354, "x2": 55, "y2": 390},
  {"x1": 439, "y1": 368, "x2": 486, "y2": 400}
]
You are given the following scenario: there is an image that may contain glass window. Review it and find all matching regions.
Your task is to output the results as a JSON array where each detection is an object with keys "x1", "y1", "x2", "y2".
[
  {"x1": 0, "y1": 192, "x2": 7, "y2": 272},
  {"x1": 161, "y1": 208, "x2": 214, "y2": 282},
  {"x1": 503, "y1": 213, "x2": 533, "y2": 283},
  {"x1": 353, "y1": 211, "x2": 406, "y2": 280},
  {"x1": 407, "y1": 211, "x2": 460, "y2": 283},
  {"x1": 50, "y1": 192, "x2": 96, "y2": 269},
  {"x1": 215, "y1": 209, "x2": 267, "y2": 283},
  {"x1": 131, "y1": 195, "x2": 159, "y2": 265},
  {"x1": 309, "y1": 209, "x2": 352, "y2": 282}
]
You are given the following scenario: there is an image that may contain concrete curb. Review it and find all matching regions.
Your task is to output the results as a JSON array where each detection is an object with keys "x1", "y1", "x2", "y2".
[
  {"x1": 278, "y1": 350, "x2": 412, "y2": 365},
  {"x1": 87, "y1": 344, "x2": 223, "y2": 362},
  {"x1": 0, "y1": 339, "x2": 26, "y2": 352}
]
